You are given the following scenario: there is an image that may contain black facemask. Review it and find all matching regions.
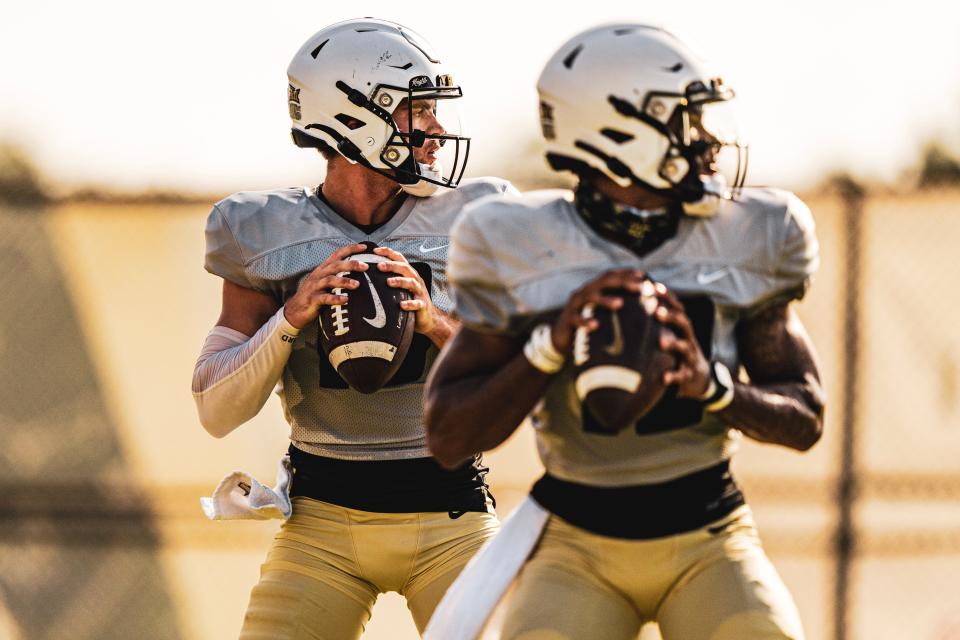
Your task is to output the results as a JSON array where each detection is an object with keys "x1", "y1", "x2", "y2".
[{"x1": 573, "y1": 182, "x2": 682, "y2": 257}]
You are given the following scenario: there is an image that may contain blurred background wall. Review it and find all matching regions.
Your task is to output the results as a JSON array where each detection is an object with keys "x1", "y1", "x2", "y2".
[{"x1": 2, "y1": 2, "x2": 960, "y2": 639}]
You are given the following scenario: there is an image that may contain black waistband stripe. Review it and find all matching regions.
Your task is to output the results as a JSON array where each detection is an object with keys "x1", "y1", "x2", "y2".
[
  {"x1": 531, "y1": 461, "x2": 744, "y2": 539},
  {"x1": 288, "y1": 445, "x2": 494, "y2": 515}
]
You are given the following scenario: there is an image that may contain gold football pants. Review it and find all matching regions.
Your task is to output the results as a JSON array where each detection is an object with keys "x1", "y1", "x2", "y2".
[
  {"x1": 239, "y1": 496, "x2": 499, "y2": 639},
  {"x1": 501, "y1": 505, "x2": 803, "y2": 640}
]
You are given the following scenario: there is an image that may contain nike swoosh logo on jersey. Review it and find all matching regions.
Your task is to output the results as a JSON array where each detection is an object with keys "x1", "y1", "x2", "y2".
[
  {"x1": 603, "y1": 310, "x2": 624, "y2": 356},
  {"x1": 362, "y1": 272, "x2": 387, "y2": 328},
  {"x1": 696, "y1": 268, "x2": 730, "y2": 285},
  {"x1": 419, "y1": 240, "x2": 449, "y2": 253}
]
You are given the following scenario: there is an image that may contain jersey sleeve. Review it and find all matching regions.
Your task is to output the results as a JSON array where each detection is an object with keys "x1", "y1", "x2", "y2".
[
  {"x1": 749, "y1": 193, "x2": 819, "y2": 313},
  {"x1": 775, "y1": 194, "x2": 819, "y2": 297},
  {"x1": 203, "y1": 203, "x2": 253, "y2": 288},
  {"x1": 447, "y1": 207, "x2": 518, "y2": 334}
]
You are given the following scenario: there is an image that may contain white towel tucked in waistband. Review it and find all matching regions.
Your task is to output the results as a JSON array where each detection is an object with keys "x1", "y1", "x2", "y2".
[
  {"x1": 200, "y1": 455, "x2": 293, "y2": 520},
  {"x1": 423, "y1": 496, "x2": 550, "y2": 640}
]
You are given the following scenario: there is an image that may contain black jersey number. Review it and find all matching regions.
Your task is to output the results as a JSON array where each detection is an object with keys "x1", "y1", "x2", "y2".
[
  {"x1": 318, "y1": 262, "x2": 434, "y2": 389},
  {"x1": 581, "y1": 295, "x2": 715, "y2": 436}
]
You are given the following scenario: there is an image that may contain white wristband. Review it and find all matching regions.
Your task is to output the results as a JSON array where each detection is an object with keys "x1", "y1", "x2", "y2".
[
  {"x1": 705, "y1": 385, "x2": 735, "y2": 413},
  {"x1": 698, "y1": 378, "x2": 718, "y2": 401},
  {"x1": 703, "y1": 361, "x2": 735, "y2": 413},
  {"x1": 523, "y1": 324, "x2": 565, "y2": 374}
]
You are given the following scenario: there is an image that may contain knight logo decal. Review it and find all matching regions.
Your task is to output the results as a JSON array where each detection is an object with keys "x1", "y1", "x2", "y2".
[
  {"x1": 410, "y1": 75, "x2": 431, "y2": 88},
  {"x1": 288, "y1": 84, "x2": 302, "y2": 120}
]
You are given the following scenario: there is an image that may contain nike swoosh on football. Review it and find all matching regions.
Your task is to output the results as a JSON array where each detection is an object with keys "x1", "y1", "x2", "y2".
[
  {"x1": 696, "y1": 268, "x2": 730, "y2": 285},
  {"x1": 603, "y1": 310, "x2": 624, "y2": 356},
  {"x1": 362, "y1": 272, "x2": 387, "y2": 328},
  {"x1": 419, "y1": 241, "x2": 449, "y2": 253}
]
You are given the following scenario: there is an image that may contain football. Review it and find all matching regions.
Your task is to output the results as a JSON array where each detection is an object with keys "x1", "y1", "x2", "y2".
[
  {"x1": 317, "y1": 243, "x2": 416, "y2": 394},
  {"x1": 572, "y1": 280, "x2": 676, "y2": 434}
]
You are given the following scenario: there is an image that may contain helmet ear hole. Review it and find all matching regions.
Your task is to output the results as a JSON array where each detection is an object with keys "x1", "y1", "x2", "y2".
[{"x1": 334, "y1": 114, "x2": 366, "y2": 130}]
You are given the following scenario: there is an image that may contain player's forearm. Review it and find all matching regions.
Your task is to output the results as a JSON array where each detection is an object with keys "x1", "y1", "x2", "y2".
[
  {"x1": 425, "y1": 354, "x2": 550, "y2": 469},
  {"x1": 192, "y1": 308, "x2": 299, "y2": 437},
  {"x1": 726, "y1": 302, "x2": 825, "y2": 451},
  {"x1": 424, "y1": 311, "x2": 460, "y2": 349},
  {"x1": 715, "y1": 376, "x2": 824, "y2": 451}
]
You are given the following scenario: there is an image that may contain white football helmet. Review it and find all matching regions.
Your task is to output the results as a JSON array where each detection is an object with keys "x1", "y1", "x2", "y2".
[
  {"x1": 287, "y1": 19, "x2": 470, "y2": 195},
  {"x1": 537, "y1": 25, "x2": 747, "y2": 211}
]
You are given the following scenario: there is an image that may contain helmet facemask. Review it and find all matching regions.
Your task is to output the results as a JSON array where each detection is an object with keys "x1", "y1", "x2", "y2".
[
  {"x1": 606, "y1": 77, "x2": 747, "y2": 206},
  {"x1": 301, "y1": 76, "x2": 470, "y2": 194},
  {"x1": 374, "y1": 76, "x2": 471, "y2": 190},
  {"x1": 678, "y1": 81, "x2": 748, "y2": 203}
]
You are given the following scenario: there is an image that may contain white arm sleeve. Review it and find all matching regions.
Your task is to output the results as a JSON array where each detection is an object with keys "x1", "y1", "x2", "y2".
[{"x1": 192, "y1": 307, "x2": 301, "y2": 438}]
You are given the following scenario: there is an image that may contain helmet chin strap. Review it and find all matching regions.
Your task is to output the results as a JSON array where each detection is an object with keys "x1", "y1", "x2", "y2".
[
  {"x1": 682, "y1": 174, "x2": 730, "y2": 217},
  {"x1": 400, "y1": 162, "x2": 444, "y2": 197}
]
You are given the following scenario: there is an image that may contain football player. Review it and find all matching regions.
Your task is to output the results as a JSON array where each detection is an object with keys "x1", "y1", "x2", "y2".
[
  {"x1": 191, "y1": 19, "x2": 513, "y2": 639},
  {"x1": 425, "y1": 24, "x2": 823, "y2": 640}
]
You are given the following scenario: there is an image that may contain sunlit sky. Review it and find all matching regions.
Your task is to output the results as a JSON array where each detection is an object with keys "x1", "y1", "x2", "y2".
[{"x1": 1, "y1": 0, "x2": 958, "y2": 194}]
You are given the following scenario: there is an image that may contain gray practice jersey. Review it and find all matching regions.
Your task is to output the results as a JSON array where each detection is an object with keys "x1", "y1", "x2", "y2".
[
  {"x1": 449, "y1": 187, "x2": 819, "y2": 486},
  {"x1": 205, "y1": 177, "x2": 517, "y2": 460}
]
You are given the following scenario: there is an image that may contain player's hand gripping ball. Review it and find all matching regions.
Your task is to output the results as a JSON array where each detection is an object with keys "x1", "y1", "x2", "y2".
[
  {"x1": 318, "y1": 243, "x2": 416, "y2": 393},
  {"x1": 573, "y1": 280, "x2": 676, "y2": 434}
]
